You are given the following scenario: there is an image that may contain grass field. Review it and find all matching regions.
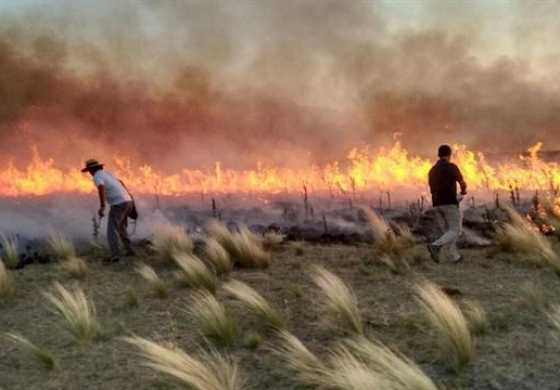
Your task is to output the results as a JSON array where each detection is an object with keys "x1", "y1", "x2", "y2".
[{"x1": 2, "y1": 241, "x2": 560, "y2": 389}]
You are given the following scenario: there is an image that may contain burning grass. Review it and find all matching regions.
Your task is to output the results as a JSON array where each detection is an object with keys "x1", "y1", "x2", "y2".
[
  {"x1": 415, "y1": 280, "x2": 474, "y2": 371},
  {"x1": 43, "y1": 282, "x2": 100, "y2": 343},
  {"x1": 123, "y1": 336, "x2": 246, "y2": 390},
  {"x1": 496, "y1": 206, "x2": 560, "y2": 272},
  {"x1": 188, "y1": 290, "x2": 237, "y2": 347},
  {"x1": 310, "y1": 265, "x2": 363, "y2": 335},
  {"x1": 135, "y1": 263, "x2": 168, "y2": 299},
  {"x1": 47, "y1": 231, "x2": 76, "y2": 260},
  {"x1": 60, "y1": 256, "x2": 89, "y2": 279},
  {"x1": 4, "y1": 332, "x2": 56, "y2": 370},
  {"x1": 173, "y1": 252, "x2": 218, "y2": 294},
  {"x1": 0, "y1": 234, "x2": 19, "y2": 268},
  {"x1": 223, "y1": 279, "x2": 284, "y2": 330},
  {"x1": 203, "y1": 238, "x2": 232, "y2": 275},
  {"x1": 0, "y1": 260, "x2": 15, "y2": 298},
  {"x1": 150, "y1": 223, "x2": 194, "y2": 262}
]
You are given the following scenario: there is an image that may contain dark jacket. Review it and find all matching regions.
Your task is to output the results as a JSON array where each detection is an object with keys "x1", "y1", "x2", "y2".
[{"x1": 428, "y1": 159, "x2": 467, "y2": 207}]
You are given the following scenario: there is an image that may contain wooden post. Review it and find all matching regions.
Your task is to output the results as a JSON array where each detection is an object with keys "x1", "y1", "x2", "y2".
[{"x1": 212, "y1": 198, "x2": 217, "y2": 218}]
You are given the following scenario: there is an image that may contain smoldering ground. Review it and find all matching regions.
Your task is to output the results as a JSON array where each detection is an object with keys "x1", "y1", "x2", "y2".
[{"x1": 0, "y1": 0, "x2": 559, "y2": 174}]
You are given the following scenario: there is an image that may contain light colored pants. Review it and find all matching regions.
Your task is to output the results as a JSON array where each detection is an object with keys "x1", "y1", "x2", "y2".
[
  {"x1": 108, "y1": 201, "x2": 133, "y2": 257},
  {"x1": 432, "y1": 204, "x2": 462, "y2": 261}
]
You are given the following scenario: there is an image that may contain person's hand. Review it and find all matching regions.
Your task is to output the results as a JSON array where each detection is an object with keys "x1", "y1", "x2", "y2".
[
  {"x1": 98, "y1": 206, "x2": 105, "y2": 218},
  {"x1": 457, "y1": 194, "x2": 464, "y2": 203}
]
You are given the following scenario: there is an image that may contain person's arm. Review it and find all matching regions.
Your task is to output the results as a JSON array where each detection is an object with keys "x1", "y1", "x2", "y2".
[
  {"x1": 97, "y1": 185, "x2": 106, "y2": 217},
  {"x1": 456, "y1": 167, "x2": 467, "y2": 195}
]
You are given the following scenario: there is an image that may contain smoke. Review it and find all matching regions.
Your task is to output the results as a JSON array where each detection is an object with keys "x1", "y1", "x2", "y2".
[{"x1": 0, "y1": 0, "x2": 559, "y2": 173}]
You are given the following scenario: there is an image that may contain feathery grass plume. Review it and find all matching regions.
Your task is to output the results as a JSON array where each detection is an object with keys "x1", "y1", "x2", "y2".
[
  {"x1": 0, "y1": 234, "x2": 19, "y2": 268},
  {"x1": 463, "y1": 300, "x2": 489, "y2": 335},
  {"x1": 271, "y1": 330, "x2": 327, "y2": 387},
  {"x1": 4, "y1": 333, "x2": 56, "y2": 370},
  {"x1": 326, "y1": 347, "x2": 383, "y2": 390},
  {"x1": 223, "y1": 279, "x2": 284, "y2": 330},
  {"x1": 310, "y1": 265, "x2": 363, "y2": 335},
  {"x1": 188, "y1": 290, "x2": 237, "y2": 347},
  {"x1": 231, "y1": 226, "x2": 270, "y2": 268},
  {"x1": 0, "y1": 260, "x2": 15, "y2": 298},
  {"x1": 136, "y1": 263, "x2": 168, "y2": 298},
  {"x1": 43, "y1": 282, "x2": 99, "y2": 342},
  {"x1": 496, "y1": 206, "x2": 560, "y2": 271},
  {"x1": 207, "y1": 220, "x2": 237, "y2": 255},
  {"x1": 150, "y1": 223, "x2": 194, "y2": 261},
  {"x1": 290, "y1": 241, "x2": 305, "y2": 256},
  {"x1": 125, "y1": 287, "x2": 140, "y2": 308},
  {"x1": 546, "y1": 304, "x2": 560, "y2": 335},
  {"x1": 123, "y1": 336, "x2": 246, "y2": 390},
  {"x1": 173, "y1": 253, "x2": 218, "y2": 294},
  {"x1": 203, "y1": 238, "x2": 232, "y2": 275},
  {"x1": 344, "y1": 337, "x2": 437, "y2": 390},
  {"x1": 60, "y1": 256, "x2": 88, "y2": 279},
  {"x1": 47, "y1": 231, "x2": 76, "y2": 260},
  {"x1": 360, "y1": 206, "x2": 415, "y2": 260},
  {"x1": 415, "y1": 280, "x2": 474, "y2": 370},
  {"x1": 262, "y1": 231, "x2": 285, "y2": 250}
]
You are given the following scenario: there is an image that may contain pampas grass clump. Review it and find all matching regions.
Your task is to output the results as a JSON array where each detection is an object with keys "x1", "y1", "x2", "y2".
[
  {"x1": 271, "y1": 331, "x2": 327, "y2": 387},
  {"x1": 0, "y1": 234, "x2": 19, "y2": 268},
  {"x1": 207, "y1": 220, "x2": 238, "y2": 255},
  {"x1": 223, "y1": 280, "x2": 284, "y2": 330},
  {"x1": 0, "y1": 260, "x2": 15, "y2": 297},
  {"x1": 124, "y1": 336, "x2": 246, "y2": 390},
  {"x1": 174, "y1": 253, "x2": 218, "y2": 294},
  {"x1": 188, "y1": 291, "x2": 236, "y2": 347},
  {"x1": 150, "y1": 223, "x2": 194, "y2": 261},
  {"x1": 344, "y1": 337, "x2": 437, "y2": 390},
  {"x1": 496, "y1": 206, "x2": 560, "y2": 271},
  {"x1": 262, "y1": 231, "x2": 285, "y2": 250},
  {"x1": 4, "y1": 332, "x2": 56, "y2": 370},
  {"x1": 136, "y1": 263, "x2": 168, "y2": 298},
  {"x1": 310, "y1": 265, "x2": 363, "y2": 335},
  {"x1": 326, "y1": 347, "x2": 383, "y2": 389},
  {"x1": 415, "y1": 281, "x2": 474, "y2": 370},
  {"x1": 44, "y1": 282, "x2": 99, "y2": 342},
  {"x1": 60, "y1": 256, "x2": 88, "y2": 279},
  {"x1": 203, "y1": 238, "x2": 232, "y2": 275},
  {"x1": 47, "y1": 232, "x2": 76, "y2": 260},
  {"x1": 463, "y1": 300, "x2": 489, "y2": 335}
]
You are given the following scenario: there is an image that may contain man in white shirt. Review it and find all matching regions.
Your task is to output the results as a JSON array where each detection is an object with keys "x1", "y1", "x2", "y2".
[{"x1": 82, "y1": 159, "x2": 135, "y2": 262}]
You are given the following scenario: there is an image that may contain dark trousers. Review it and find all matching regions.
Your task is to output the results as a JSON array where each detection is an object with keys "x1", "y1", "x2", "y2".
[{"x1": 108, "y1": 201, "x2": 133, "y2": 256}]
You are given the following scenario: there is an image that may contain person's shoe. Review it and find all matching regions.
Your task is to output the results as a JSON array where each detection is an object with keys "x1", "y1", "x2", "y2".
[
  {"x1": 451, "y1": 255, "x2": 464, "y2": 264},
  {"x1": 427, "y1": 244, "x2": 441, "y2": 264}
]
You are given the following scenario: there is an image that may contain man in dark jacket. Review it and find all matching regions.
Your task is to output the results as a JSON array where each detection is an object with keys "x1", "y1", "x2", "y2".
[{"x1": 427, "y1": 145, "x2": 467, "y2": 263}]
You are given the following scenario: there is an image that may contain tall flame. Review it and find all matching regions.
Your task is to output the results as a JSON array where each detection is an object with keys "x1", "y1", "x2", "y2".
[{"x1": 0, "y1": 142, "x2": 558, "y2": 197}]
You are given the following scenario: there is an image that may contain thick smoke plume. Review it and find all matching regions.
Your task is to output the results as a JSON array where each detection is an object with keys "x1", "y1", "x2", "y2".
[{"x1": 0, "y1": 0, "x2": 559, "y2": 173}]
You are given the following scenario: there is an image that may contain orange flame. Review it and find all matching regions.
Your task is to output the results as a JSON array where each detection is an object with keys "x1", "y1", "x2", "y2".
[{"x1": 0, "y1": 142, "x2": 558, "y2": 197}]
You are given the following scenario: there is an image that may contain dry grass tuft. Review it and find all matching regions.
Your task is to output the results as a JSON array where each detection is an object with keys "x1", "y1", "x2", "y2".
[
  {"x1": 203, "y1": 238, "x2": 232, "y2": 275},
  {"x1": 47, "y1": 231, "x2": 76, "y2": 260},
  {"x1": 207, "y1": 221, "x2": 270, "y2": 268},
  {"x1": 135, "y1": 263, "x2": 168, "y2": 298},
  {"x1": 360, "y1": 206, "x2": 416, "y2": 263},
  {"x1": 546, "y1": 304, "x2": 560, "y2": 335},
  {"x1": 0, "y1": 234, "x2": 19, "y2": 268},
  {"x1": 0, "y1": 260, "x2": 15, "y2": 298},
  {"x1": 310, "y1": 265, "x2": 363, "y2": 335},
  {"x1": 60, "y1": 256, "x2": 88, "y2": 279},
  {"x1": 463, "y1": 300, "x2": 489, "y2": 335},
  {"x1": 326, "y1": 347, "x2": 383, "y2": 389},
  {"x1": 188, "y1": 290, "x2": 237, "y2": 347},
  {"x1": 4, "y1": 332, "x2": 57, "y2": 370},
  {"x1": 173, "y1": 252, "x2": 218, "y2": 294},
  {"x1": 341, "y1": 337, "x2": 437, "y2": 390},
  {"x1": 223, "y1": 279, "x2": 284, "y2": 330},
  {"x1": 150, "y1": 223, "x2": 194, "y2": 261},
  {"x1": 520, "y1": 281, "x2": 548, "y2": 308},
  {"x1": 262, "y1": 231, "x2": 285, "y2": 250},
  {"x1": 123, "y1": 336, "x2": 246, "y2": 390},
  {"x1": 496, "y1": 206, "x2": 560, "y2": 271},
  {"x1": 415, "y1": 280, "x2": 474, "y2": 370},
  {"x1": 271, "y1": 330, "x2": 327, "y2": 387},
  {"x1": 43, "y1": 282, "x2": 100, "y2": 342},
  {"x1": 290, "y1": 241, "x2": 305, "y2": 256}
]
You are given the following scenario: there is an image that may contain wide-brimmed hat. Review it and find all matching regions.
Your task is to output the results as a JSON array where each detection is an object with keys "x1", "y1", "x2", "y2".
[{"x1": 81, "y1": 159, "x2": 104, "y2": 172}]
